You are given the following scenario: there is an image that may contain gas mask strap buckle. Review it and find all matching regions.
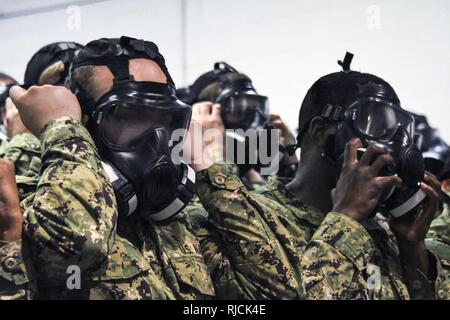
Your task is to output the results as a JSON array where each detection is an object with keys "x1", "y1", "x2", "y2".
[
  {"x1": 338, "y1": 51, "x2": 354, "y2": 72},
  {"x1": 214, "y1": 61, "x2": 238, "y2": 74},
  {"x1": 321, "y1": 104, "x2": 344, "y2": 121}
]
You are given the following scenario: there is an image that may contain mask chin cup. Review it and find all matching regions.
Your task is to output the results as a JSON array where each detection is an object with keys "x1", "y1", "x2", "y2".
[
  {"x1": 385, "y1": 187, "x2": 427, "y2": 218},
  {"x1": 102, "y1": 161, "x2": 196, "y2": 221},
  {"x1": 102, "y1": 161, "x2": 138, "y2": 216},
  {"x1": 147, "y1": 162, "x2": 196, "y2": 222}
]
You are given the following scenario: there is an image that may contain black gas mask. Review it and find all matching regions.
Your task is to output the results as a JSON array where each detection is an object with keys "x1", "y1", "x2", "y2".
[
  {"x1": 69, "y1": 36, "x2": 195, "y2": 222},
  {"x1": 297, "y1": 54, "x2": 428, "y2": 219},
  {"x1": 212, "y1": 62, "x2": 269, "y2": 131},
  {"x1": 323, "y1": 91, "x2": 426, "y2": 219}
]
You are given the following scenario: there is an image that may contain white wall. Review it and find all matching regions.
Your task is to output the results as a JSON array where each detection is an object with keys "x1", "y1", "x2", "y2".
[{"x1": 1, "y1": 0, "x2": 449, "y2": 139}]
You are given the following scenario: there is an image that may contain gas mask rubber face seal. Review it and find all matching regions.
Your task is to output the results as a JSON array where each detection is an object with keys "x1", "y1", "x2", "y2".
[
  {"x1": 70, "y1": 36, "x2": 195, "y2": 222},
  {"x1": 327, "y1": 94, "x2": 425, "y2": 219}
]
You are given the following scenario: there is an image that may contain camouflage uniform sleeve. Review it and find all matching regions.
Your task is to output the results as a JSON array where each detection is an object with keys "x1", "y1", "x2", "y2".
[
  {"x1": 426, "y1": 235, "x2": 450, "y2": 300},
  {"x1": 401, "y1": 254, "x2": 436, "y2": 300},
  {"x1": 434, "y1": 253, "x2": 450, "y2": 300},
  {"x1": 301, "y1": 212, "x2": 377, "y2": 299},
  {"x1": 427, "y1": 199, "x2": 450, "y2": 246},
  {"x1": 23, "y1": 117, "x2": 117, "y2": 291},
  {"x1": 187, "y1": 197, "x2": 250, "y2": 299},
  {"x1": 195, "y1": 162, "x2": 300, "y2": 299},
  {"x1": 0, "y1": 132, "x2": 41, "y2": 176},
  {"x1": 0, "y1": 240, "x2": 29, "y2": 300}
]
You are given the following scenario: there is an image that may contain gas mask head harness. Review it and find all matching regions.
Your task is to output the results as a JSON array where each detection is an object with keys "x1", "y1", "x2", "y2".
[
  {"x1": 68, "y1": 36, "x2": 195, "y2": 222},
  {"x1": 298, "y1": 53, "x2": 426, "y2": 219},
  {"x1": 24, "y1": 42, "x2": 83, "y2": 86}
]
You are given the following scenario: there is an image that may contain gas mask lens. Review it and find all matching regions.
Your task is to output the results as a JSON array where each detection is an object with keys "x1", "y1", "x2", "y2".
[
  {"x1": 100, "y1": 104, "x2": 191, "y2": 148},
  {"x1": 220, "y1": 93, "x2": 268, "y2": 129},
  {"x1": 349, "y1": 98, "x2": 414, "y2": 140}
]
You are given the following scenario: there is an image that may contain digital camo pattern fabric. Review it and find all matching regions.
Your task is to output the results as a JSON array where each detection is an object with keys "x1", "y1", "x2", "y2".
[
  {"x1": 301, "y1": 212, "x2": 441, "y2": 299},
  {"x1": 190, "y1": 162, "x2": 325, "y2": 299},
  {"x1": 108, "y1": 209, "x2": 216, "y2": 300},
  {"x1": 19, "y1": 117, "x2": 117, "y2": 298},
  {"x1": 0, "y1": 132, "x2": 41, "y2": 176},
  {"x1": 0, "y1": 117, "x2": 214, "y2": 300},
  {"x1": 426, "y1": 192, "x2": 450, "y2": 300}
]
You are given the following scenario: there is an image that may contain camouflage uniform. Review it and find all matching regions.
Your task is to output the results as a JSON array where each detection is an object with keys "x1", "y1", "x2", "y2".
[
  {"x1": 0, "y1": 133, "x2": 42, "y2": 300},
  {"x1": 426, "y1": 193, "x2": 450, "y2": 300},
  {"x1": 0, "y1": 132, "x2": 41, "y2": 176},
  {"x1": 0, "y1": 117, "x2": 214, "y2": 300},
  {"x1": 301, "y1": 211, "x2": 446, "y2": 299},
  {"x1": 189, "y1": 162, "x2": 325, "y2": 299}
]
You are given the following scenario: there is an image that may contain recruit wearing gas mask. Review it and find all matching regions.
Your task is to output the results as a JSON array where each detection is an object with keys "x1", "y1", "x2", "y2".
[
  {"x1": 68, "y1": 36, "x2": 195, "y2": 222},
  {"x1": 188, "y1": 62, "x2": 283, "y2": 176},
  {"x1": 299, "y1": 53, "x2": 426, "y2": 219}
]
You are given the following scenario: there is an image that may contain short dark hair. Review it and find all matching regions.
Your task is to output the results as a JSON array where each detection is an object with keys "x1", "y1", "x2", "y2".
[{"x1": 69, "y1": 65, "x2": 97, "y2": 110}]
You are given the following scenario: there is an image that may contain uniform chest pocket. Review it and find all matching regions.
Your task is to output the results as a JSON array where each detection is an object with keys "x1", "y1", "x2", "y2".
[
  {"x1": 168, "y1": 254, "x2": 215, "y2": 296},
  {"x1": 97, "y1": 236, "x2": 150, "y2": 281}
]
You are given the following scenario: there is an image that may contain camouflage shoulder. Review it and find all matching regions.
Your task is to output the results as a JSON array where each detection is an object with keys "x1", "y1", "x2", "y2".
[
  {"x1": 0, "y1": 133, "x2": 41, "y2": 176},
  {"x1": 185, "y1": 195, "x2": 209, "y2": 230},
  {"x1": 310, "y1": 212, "x2": 375, "y2": 270},
  {"x1": 427, "y1": 199, "x2": 450, "y2": 246}
]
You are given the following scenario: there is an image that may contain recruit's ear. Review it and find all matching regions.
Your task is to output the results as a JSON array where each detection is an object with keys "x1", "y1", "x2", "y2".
[{"x1": 308, "y1": 116, "x2": 336, "y2": 147}]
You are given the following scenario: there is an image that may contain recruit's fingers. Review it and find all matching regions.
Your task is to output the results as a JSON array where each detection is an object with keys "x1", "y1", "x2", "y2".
[
  {"x1": 423, "y1": 171, "x2": 442, "y2": 193},
  {"x1": 8, "y1": 85, "x2": 27, "y2": 107},
  {"x1": 211, "y1": 103, "x2": 221, "y2": 118},
  {"x1": 377, "y1": 175, "x2": 403, "y2": 191},
  {"x1": 359, "y1": 145, "x2": 386, "y2": 166},
  {"x1": 370, "y1": 153, "x2": 394, "y2": 175},
  {"x1": 417, "y1": 181, "x2": 440, "y2": 225},
  {"x1": 343, "y1": 138, "x2": 362, "y2": 166}
]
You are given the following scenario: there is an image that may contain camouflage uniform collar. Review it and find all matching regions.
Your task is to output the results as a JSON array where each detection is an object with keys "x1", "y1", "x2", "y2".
[{"x1": 264, "y1": 175, "x2": 324, "y2": 215}]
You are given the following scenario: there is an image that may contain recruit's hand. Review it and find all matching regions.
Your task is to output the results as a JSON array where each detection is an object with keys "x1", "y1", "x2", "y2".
[
  {"x1": 9, "y1": 85, "x2": 81, "y2": 137},
  {"x1": 389, "y1": 172, "x2": 441, "y2": 275},
  {"x1": 390, "y1": 172, "x2": 441, "y2": 244},
  {"x1": 269, "y1": 113, "x2": 296, "y2": 146},
  {"x1": 0, "y1": 159, "x2": 22, "y2": 242},
  {"x1": 332, "y1": 138, "x2": 402, "y2": 222},
  {"x1": 185, "y1": 102, "x2": 225, "y2": 172},
  {"x1": 269, "y1": 113, "x2": 298, "y2": 165},
  {"x1": 4, "y1": 98, "x2": 30, "y2": 139}
]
